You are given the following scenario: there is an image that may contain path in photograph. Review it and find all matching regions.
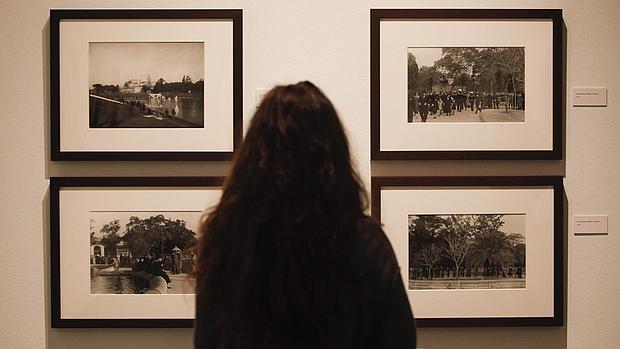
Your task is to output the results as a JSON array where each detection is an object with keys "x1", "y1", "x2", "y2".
[
  {"x1": 407, "y1": 47, "x2": 525, "y2": 123},
  {"x1": 408, "y1": 214, "x2": 526, "y2": 290},
  {"x1": 89, "y1": 211, "x2": 201, "y2": 295},
  {"x1": 89, "y1": 42, "x2": 205, "y2": 128}
]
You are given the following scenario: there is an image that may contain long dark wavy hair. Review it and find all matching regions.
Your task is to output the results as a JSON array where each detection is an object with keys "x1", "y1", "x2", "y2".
[{"x1": 196, "y1": 81, "x2": 368, "y2": 348}]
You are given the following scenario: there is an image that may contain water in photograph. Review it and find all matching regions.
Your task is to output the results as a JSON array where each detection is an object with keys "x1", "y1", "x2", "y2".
[
  {"x1": 145, "y1": 94, "x2": 203, "y2": 125},
  {"x1": 91, "y1": 275, "x2": 150, "y2": 294}
]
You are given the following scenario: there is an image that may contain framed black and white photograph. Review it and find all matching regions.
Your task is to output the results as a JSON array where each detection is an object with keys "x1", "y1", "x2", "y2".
[
  {"x1": 406, "y1": 47, "x2": 525, "y2": 123},
  {"x1": 370, "y1": 9, "x2": 563, "y2": 159},
  {"x1": 408, "y1": 213, "x2": 526, "y2": 291},
  {"x1": 50, "y1": 9, "x2": 242, "y2": 160},
  {"x1": 88, "y1": 42, "x2": 206, "y2": 129},
  {"x1": 371, "y1": 176, "x2": 564, "y2": 327},
  {"x1": 50, "y1": 177, "x2": 223, "y2": 327}
]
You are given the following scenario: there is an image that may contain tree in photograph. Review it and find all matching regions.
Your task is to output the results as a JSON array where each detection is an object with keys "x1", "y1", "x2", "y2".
[
  {"x1": 418, "y1": 66, "x2": 445, "y2": 92},
  {"x1": 441, "y1": 215, "x2": 476, "y2": 279},
  {"x1": 469, "y1": 229, "x2": 511, "y2": 276},
  {"x1": 415, "y1": 245, "x2": 442, "y2": 279},
  {"x1": 181, "y1": 75, "x2": 193, "y2": 93},
  {"x1": 91, "y1": 84, "x2": 120, "y2": 94},
  {"x1": 191, "y1": 79, "x2": 205, "y2": 94},
  {"x1": 495, "y1": 48, "x2": 525, "y2": 108},
  {"x1": 454, "y1": 73, "x2": 472, "y2": 91},
  {"x1": 409, "y1": 215, "x2": 446, "y2": 267},
  {"x1": 164, "y1": 82, "x2": 182, "y2": 93},
  {"x1": 443, "y1": 233, "x2": 473, "y2": 279},
  {"x1": 473, "y1": 214, "x2": 505, "y2": 235},
  {"x1": 435, "y1": 48, "x2": 478, "y2": 91},
  {"x1": 99, "y1": 219, "x2": 121, "y2": 257},
  {"x1": 152, "y1": 78, "x2": 166, "y2": 93},
  {"x1": 123, "y1": 215, "x2": 197, "y2": 257},
  {"x1": 90, "y1": 218, "x2": 97, "y2": 245},
  {"x1": 408, "y1": 52, "x2": 420, "y2": 93},
  {"x1": 472, "y1": 48, "x2": 501, "y2": 94},
  {"x1": 496, "y1": 249, "x2": 516, "y2": 277},
  {"x1": 467, "y1": 215, "x2": 525, "y2": 278},
  {"x1": 507, "y1": 232, "x2": 526, "y2": 270},
  {"x1": 510, "y1": 233, "x2": 526, "y2": 267}
]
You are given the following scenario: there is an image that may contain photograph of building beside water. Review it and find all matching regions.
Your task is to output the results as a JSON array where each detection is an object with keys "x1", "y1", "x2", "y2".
[
  {"x1": 407, "y1": 47, "x2": 525, "y2": 123},
  {"x1": 89, "y1": 211, "x2": 201, "y2": 295},
  {"x1": 408, "y1": 213, "x2": 526, "y2": 290},
  {"x1": 89, "y1": 42, "x2": 205, "y2": 128}
]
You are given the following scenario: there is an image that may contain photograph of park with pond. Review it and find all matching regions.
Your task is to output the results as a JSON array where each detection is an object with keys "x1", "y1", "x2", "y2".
[
  {"x1": 89, "y1": 42, "x2": 205, "y2": 128},
  {"x1": 89, "y1": 211, "x2": 201, "y2": 295},
  {"x1": 407, "y1": 47, "x2": 525, "y2": 123},
  {"x1": 408, "y1": 214, "x2": 526, "y2": 290}
]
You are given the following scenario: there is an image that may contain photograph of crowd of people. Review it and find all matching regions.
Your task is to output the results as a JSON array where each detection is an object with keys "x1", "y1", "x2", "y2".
[
  {"x1": 89, "y1": 211, "x2": 201, "y2": 295},
  {"x1": 89, "y1": 42, "x2": 205, "y2": 128},
  {"x1": 408, "y1": 214, "x2": 526, "y2": 290},
  {"x1": 407, "y1": 47, "x2": 525, "y2": 123}
]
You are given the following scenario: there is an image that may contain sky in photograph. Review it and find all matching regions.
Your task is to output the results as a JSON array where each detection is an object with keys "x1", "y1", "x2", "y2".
[
  {"x1": 89, "y1": 42, "x2": 204, "y2": 86},
  {"x1": 408, "y1": 47, "x2": 443, "y2": 68},
  {"x1": 90, "y1": 211, "x2": 202, "y2": 238},
  {"x1": 410, "y1": 213, "x2": 527, "y2": 238},
  {"x1": 500, "y1": 214, "x2": 526, "y2": 237}
]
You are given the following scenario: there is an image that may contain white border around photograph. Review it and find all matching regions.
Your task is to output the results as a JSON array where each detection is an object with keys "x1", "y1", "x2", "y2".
[
  {"x1": 380, "y1": 20, "x2": 553, "y2": 152},
  {"x1": 371, "y1": 176, "x2": 563, "y2": 327},
  {"x1": 51, "y1": 177, "x2": 223, "y2": 327},
  {"x1": 370, "y1": 9, "x2": 563, "y2": 160},
  {"x1": 50, "y1": 10, "x2": 242, "y2": 161},
  {"x1": 59, "y1": 21, "x2": 233, "y2": 152}
]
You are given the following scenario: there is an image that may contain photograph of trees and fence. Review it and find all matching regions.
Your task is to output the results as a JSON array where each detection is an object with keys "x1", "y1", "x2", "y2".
[
  {"x1": 408, "y1": 214, "x2": 526, "y2": 290},
  {"x1": 407, "y1": 47, "x2": 525, "y2": 123},
  {"x1": 89, "y1": 211, "x2": 201, "y2": 295},
  {"x1": 89, "y1": 42, "x2": 205, "y2": 128}
]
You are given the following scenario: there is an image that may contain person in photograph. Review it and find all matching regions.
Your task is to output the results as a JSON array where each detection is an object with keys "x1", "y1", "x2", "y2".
[
  {"x1": 194, "y1": 81, "x2": 416, "y2": 348},
  {"x1": 443, "y1": 93, "x2": 454, "y2": 116},
  {"x1": 474, "y1": 93, "x2": 483, "y2": 114},
  {"x1": 419, "y1": 91, "x2": 430, "y2": 122},
  {"x1": 407, "y1": 91, "x2": 416, "y2": 123},
  {"x1": 407, "y1": 92, "x2": 419, "y2": 123},
  {"x1": 150, "y1": 258, "x2": 172, "y2": 286},
  {"x1": 429, "y1": 92, "x2": 439, "y2": 115},
  {"x1": 172, "y1": 246, "x2": 182, "y2": 275},
  {"x1": 412, "y1": 92, "x2": 419, "y2": 117},
  {"x1": 111, "y1": 256, "x2": 119, "y2": 271}
]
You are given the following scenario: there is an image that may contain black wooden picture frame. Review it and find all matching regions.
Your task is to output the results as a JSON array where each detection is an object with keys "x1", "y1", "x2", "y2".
[
  {"x1": 371, "y1": 176, "x2": 564, "y2": 327},
  {"x1": 50, "y1": 176, "x2": 223, "y2": 328},
  {"x1": 370, "y1": 9, "x2": 563, "y2": 160},
  {"x1": 50, "y1": 9, "x2": 243, "y2": 161}
]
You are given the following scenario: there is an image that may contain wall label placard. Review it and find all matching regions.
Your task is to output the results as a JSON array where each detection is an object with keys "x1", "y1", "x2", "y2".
[
  {"x1": 574, "y1": 215, "x2": 608, "y2": 235},
  {"x1": 572, "y1": 87, "x2": 607, "y2": 107}
]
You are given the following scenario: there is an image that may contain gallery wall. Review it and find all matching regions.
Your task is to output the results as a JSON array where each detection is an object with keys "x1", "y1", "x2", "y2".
[{"x1": 0, "y1": 0, "x2": 618, "y2": 348}]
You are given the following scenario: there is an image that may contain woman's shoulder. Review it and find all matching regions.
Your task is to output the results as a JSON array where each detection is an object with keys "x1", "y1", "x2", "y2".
[
  {"x1": 351, "y1": 216, "x2": 400, "y2": 275},
  {"x1": 355, "y1": 216, "x2": 394, "y2": 253}
]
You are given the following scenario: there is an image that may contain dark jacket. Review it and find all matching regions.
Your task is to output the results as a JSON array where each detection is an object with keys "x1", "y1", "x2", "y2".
[{"x1": 194, "y1": 217, "x2": 416, "y2": 348}]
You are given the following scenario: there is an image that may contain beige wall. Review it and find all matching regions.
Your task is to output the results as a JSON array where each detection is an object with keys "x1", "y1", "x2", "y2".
[{"x1": 1, "y1": 0, "x2": 618, "y2": 348}]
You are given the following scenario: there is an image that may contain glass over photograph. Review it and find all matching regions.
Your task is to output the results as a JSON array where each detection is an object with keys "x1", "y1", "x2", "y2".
[
  {"x1": 89, "y1": 211, "x2": 201, "y2": 295},
  {"x1": 408, "y1": 214, "x2": 526, "y2": 290},
  {"x1": 407, "y1": 47, "x2": 525, "y2": 123},
  {"x1": 89, "y1": 42, "x2": 205, "y2": 128}
]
